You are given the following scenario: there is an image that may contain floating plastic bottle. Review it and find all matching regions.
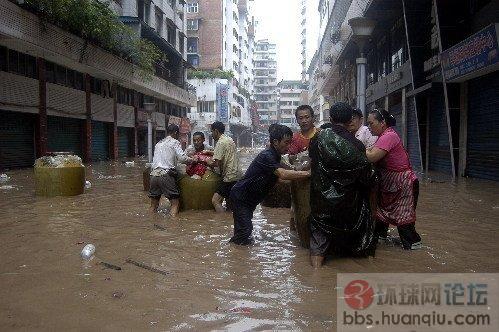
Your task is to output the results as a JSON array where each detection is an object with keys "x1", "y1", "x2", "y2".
[
  {"x1": 85, "y1": 181, "x2": 92, "y2": 189},
  {"x1": 81, "y1": 244, "x2": 95, "y2": 260}
]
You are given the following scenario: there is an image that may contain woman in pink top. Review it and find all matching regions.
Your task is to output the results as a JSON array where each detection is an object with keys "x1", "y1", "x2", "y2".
[{"x1": 366, "y1": 109, "x2": 422, "y2": 250}]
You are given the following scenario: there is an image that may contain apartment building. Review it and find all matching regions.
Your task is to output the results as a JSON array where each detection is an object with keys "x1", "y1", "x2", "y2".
[
  {"x1": 186, "y1": 0, "x2": 255, "y2": 144},
  {"x1": 253, "y1": 39, "x2": 278, "y2": 127},
  {"x1": 277, "y1": 80, "x2": 306, "y2": 129},
  {"x1": 0, "y1": 0, "x2": 196, "y2": 169}
]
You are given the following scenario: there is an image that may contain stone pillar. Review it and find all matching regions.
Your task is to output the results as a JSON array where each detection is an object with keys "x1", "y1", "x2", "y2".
[
  {"x1": 36, "y1": 58, "x2": 47, "y2": 158},
  {"x1": 83, "y1": 74, "x2": 92, "y2": 163},
  {"x1": 111, "y1": 83, "x2": 118, "y2": 159}
]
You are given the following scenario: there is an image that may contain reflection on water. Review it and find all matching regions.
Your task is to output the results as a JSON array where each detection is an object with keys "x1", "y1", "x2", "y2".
[{"x1": 0, "y1": 154, "x2": 498, "y2": 330}]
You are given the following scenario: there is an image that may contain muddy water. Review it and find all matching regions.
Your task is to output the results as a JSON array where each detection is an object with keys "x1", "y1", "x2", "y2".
[{"x1": 0, "y1": 154, "x2": 498, "y2": 331}]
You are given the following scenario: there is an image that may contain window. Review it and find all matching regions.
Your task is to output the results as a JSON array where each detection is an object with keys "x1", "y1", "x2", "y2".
[
  {"x1": 179, "y1": 35, "x2": 185, "y2": 54},
  {"x1": 197, "y1": 101, "x2": 214, "y2": 113},
  {"x1": 168, "y1": 0, "x2": 175, "y2": 8},
  {"x1": 187, "y1": 54, "x2": 199, "y2": 67},
  {"x1": 167, "y1": 25, "x2": 176, "y2": 47},
  {"x1": 187, "y1": 1, "x2": 198, "y2": 13},
  {"x1": 155, "y1": 7, "x2": 163, "y2": 33},
  {"x1": 187, "y1": 19, "x2": 198, "y2": 30},
  {"x1": 187, "y1": 37, "x2": 198, "y2": 53}
]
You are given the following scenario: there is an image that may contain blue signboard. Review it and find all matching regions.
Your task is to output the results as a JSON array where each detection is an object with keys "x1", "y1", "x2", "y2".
[
  {"x1": 216, "y1": 83, "x2": 229, "y2": 123},
  {"x1": 441, "y1": 24, "x2": 499, "y2": 81}
]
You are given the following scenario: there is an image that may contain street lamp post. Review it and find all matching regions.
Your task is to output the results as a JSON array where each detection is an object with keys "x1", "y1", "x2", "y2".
[
  {"x1": 348, "y1": 17, "x2": 376, "y2": 120},
  {"x1": 144, "y1": 102, "x2": 156, "y2": 163}
]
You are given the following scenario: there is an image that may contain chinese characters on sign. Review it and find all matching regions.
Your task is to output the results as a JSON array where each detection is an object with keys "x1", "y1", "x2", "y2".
[
  {"x1": 216, "y1": 83, "x2": 229, "y2": 123},
  {"x1": 441, "y1": 24, "x2": 499, "y2": 81},
  {"x1": 337, "y1": 273, "x2": 498, "y2": 332}
]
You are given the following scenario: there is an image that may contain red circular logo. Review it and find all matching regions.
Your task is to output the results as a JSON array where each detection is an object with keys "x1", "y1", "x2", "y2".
[{"x1": 344, "y1": 279, "x2": 374, "y2": 310}]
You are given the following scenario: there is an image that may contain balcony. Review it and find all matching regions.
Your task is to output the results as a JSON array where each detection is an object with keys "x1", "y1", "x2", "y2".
[{"x1": 0, "y1": 1, "x2": 196, "y2": 107}]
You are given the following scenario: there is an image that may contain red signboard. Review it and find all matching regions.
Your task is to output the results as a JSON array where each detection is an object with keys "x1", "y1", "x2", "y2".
[
  {"x1": 180, "y1": 118, "x2": 191, "y2": 134},
  {"x1": 168, "y1": 116, "x2": 182, "y2": 126}
]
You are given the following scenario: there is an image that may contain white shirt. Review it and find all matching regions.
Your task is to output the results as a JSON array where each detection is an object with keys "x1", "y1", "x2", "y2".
[
  {"x1": 150, "y1": 136, "x2": 189, "y2": 175},
  {"x1": 356, "y1": 125, "x2": 378, "y2": 149}
]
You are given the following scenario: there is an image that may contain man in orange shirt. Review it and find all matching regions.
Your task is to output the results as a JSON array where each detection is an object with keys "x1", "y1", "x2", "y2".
[
  {"x1": 288, "y1": 105, "x2": 317, "y2": 232},
  {"x1": 288, "y1": 105, "x2": 317, "y2": 155}
]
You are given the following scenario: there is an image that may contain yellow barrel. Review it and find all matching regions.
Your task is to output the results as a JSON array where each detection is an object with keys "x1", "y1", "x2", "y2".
[
  {"x1": 291, "y1": 178, "x2": 311, "y2": 248},
  {"x1": 261, "y1": 181, "x2": 291, "y2": 208},
  {"x1": 179, "y1": 170, "x2": 221, "y2": 211},
  {"x1": 35, "y1": 166, "x2": 85, "y2": 197}
]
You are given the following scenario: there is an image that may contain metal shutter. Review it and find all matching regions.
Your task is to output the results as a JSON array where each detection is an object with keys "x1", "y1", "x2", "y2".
[
  {"x1": 428, "y1": 89, "x2": 452, "y2": 174},
  {"x1": 137, "y1": 128, "x2": 147, "y2": 156},
  {"x1": 91, "y1": 121, "x2": 110, "y2": 161},
  {"x1": 390, "y1": 102, "x2": 403, "y2": 137},
  {"x1": 466, "y1": 71, "x2": 499, "y2": 181},
  {"x1": 407, "y1": 97, "x2": 422, "y2": 172},
  {"x1": 118, "y1": 127, "x2": 131, "y2": 158},
  {"x1": 0, "y1": 110, "x2": 35, "y2": 169},
  {"x1": 47, "y1": 116, "x2": 83, "y2": 157}
]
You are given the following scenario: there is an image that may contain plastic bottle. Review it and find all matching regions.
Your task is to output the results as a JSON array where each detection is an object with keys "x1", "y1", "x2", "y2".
[
  {"x1": 81, "y1": 244, "x2": 95, "y2": 260},
  {"x1": 85, "y1": 181, "x2": 92, "y2": 189}
]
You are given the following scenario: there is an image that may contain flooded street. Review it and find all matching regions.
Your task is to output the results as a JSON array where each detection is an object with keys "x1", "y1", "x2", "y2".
[{"x1": 1, "y1": 153, "x2": 499, "y2": 331}]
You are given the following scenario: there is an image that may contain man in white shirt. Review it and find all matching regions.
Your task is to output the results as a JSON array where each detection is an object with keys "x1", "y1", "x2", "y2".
[
  {"x1": 349, "y1": 108, "x2": 378, "y2": 149},
  {"x1": 149, "y1": 124, "x2": 194, "y2": 216}
]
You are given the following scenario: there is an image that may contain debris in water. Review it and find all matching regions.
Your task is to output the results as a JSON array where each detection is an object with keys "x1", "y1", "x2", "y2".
[
  {"x1": 0, "y1": 185, "x2": 15, "y2": 190},
  {"x1": 112, "y1": 291, "x2": 125, "y2": 299},
  {"x1": 125, "y1": 258, "x2": 170, "y2": 276},
  {"x1": 85, "y1": 181, "x2": 92, "y2": 189},
  {"x1": 99, "y1": 262, "x2": 122, "y2": 270},
  {"x1": 125, "y1": 161, "x2": 135, "y2": 167},
  {"x1": 154, "y1": 224, "x2": 167, "y2": 231},
  {"x1": 81, "y1": 244, "x2": 95, "y2": 260},
  {"x1": 0, "y1": 174, "x2": 10, "y2": 183}
]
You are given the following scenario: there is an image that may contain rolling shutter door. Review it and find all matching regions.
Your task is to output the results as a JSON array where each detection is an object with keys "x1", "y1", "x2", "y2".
[
  {"x1": 118, "y1": 127, "x2": 132, "y2": 158},
  {"x1": 92, "y1": 121, "x2": 110, "y2": 161},
  {"x1": 407, "y1": 97, "x2": 422, "y2": 172},
  {"x1": 428, "y1": 90, "x2": 452, "y2": 174},
  {"x1": 466, "y1": 71, "x2": 499, "y2": 181},
  {"x1": 137, "y1": 128, "x2": 147, "y2": 156},
  {"x1": 0, "y1": 110, "x2": 35, "y2": 169},
  {"x1": 47, "y1": 116, "x2": 83, "y2": 157},
  {"x1": 390, "y1": 102, "x2": 403, "y2": 137}
]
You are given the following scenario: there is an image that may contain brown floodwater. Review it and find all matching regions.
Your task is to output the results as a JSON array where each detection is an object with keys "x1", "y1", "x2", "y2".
[{"x1": 0, "y1": 151, "x2": 498, "y2": 331}]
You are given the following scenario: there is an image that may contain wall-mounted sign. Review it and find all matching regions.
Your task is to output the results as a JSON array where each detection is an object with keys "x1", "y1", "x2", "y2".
[
  {"x1": 441, "y1": 23, "x2": 498, "y2": 82},
  {"x1": 216, "y1": 83, "x2": 229, "y2": 123}
]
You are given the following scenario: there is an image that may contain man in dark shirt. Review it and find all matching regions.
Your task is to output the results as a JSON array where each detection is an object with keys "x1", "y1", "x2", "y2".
[{"x1": 229, "y1": 125, "x2": 311, "y2": 245}]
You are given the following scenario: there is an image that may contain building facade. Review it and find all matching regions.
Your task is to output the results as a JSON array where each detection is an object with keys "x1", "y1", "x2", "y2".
[
  {"x1": 254, "y1": 39, "x2": 278, "y2": 127},
  {"x1": 185, "y1": 0, "x2": 255, "y2": 144},
  {"x1": 0, "y1": 0, "x2": 196, "y2": 169},
  {"x1": 278, "y1": 80, "x2": 307, "y2": 129},
  {"x1": 308, "y1": 0, "x2": 499, "y2": 182}
]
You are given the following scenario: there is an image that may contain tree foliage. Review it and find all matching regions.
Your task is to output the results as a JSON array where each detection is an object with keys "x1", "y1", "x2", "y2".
[
  {"x1": 22, "y1": 0, "x2": 162, "y2": 78},
  {"x1": 187, "y1": 69, "x2": 234, "y2": 80}
]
